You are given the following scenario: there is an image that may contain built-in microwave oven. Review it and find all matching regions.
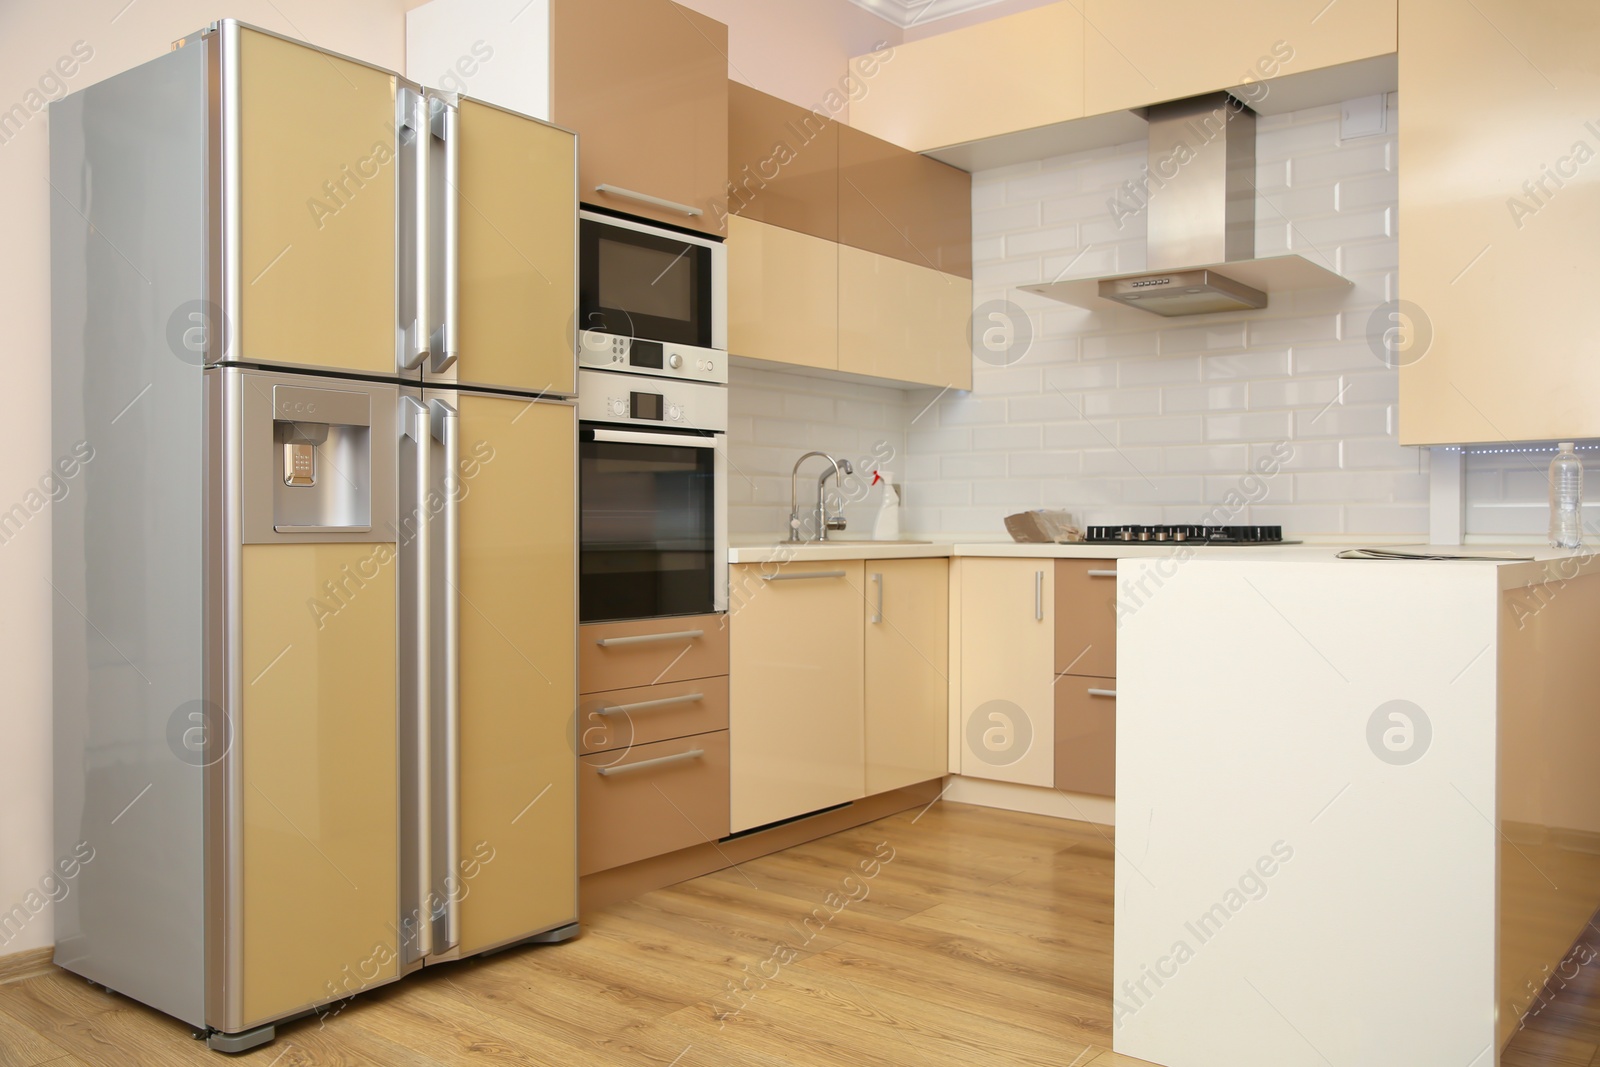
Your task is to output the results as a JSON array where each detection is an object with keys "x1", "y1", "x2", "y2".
[{"x1": 578, "y1": 209, "x2": 727, "y2": 384}]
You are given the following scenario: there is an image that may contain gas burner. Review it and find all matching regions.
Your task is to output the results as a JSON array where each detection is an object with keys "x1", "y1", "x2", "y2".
[{"x1": 1083, "y1": 524, "x2": 1291, "y2": 545}]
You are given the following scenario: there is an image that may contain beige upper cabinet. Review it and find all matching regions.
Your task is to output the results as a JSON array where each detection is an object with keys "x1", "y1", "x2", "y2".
[
  {"x1": 452, "y1": 102, "x2": 577, "y2": 395},
  {"x1": 1082, "y1": 0, "x2": 1396, "y2": 116},
  {"x1": 847, "y1": 3, "x2": 1086, "y2": 152},
  {"x1": 864, "y1": 560, "x2": 950, "y2": 795},
  {"x1": 956, "y1": 559, "x2": 1056, "y2": 788},
  {"x1": 727, "y1": 216, "x2": 839, "y2": 371},
  {"x1": 552, "y1": 0, "x2": 728, "y2": 234},
  {"x1": 729, "y1": 562, "x2": 866, "y2": 832},
  {"x1": 236, "y1": 28, "x2": 397, "y2": 376},
  {"x1": 838, "y1": 246, "x2": 973, "y2": 389},
  {"x1": 1398, "y1": 0, "x2": 1600, "y2": 444}
]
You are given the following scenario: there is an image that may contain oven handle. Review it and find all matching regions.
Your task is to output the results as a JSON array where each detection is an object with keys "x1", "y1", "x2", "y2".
[{"x1": 585, "y1": 428, "x2": 719, "y2": 449}]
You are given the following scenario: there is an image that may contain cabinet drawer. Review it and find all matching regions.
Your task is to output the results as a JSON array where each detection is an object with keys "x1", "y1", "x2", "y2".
[
  {"x1": 579, "y1": 730, "x2": 730, "y2": 875},
  {"x1": 579, "y1": 614, "x2": 729, "y2": 694},
  {"x1": 578, "y1": 676, "x2": 729, "y2": 756},
  {"x1": 1055, "y1": 560, "x2": 1118, "y2": 677},
  {"x1": 1054, "y1": 678, "x2": 1115, "y2": 798}
]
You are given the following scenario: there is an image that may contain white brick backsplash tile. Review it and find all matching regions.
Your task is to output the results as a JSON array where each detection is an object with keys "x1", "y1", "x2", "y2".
[
  {"x1": 1119, "y1": 356, "x2": 1203, "y2": 387},
  {"x1": 1340, "y1": 241, "x2": 1399, "y2": 273},
  {"x1": 1163, "y1": 444, "x2": 1251, "y2": 473},
  {"x1": 1008, "y1": 392, "x2": 1084, "y2": 424},
  {"x1": 938, "y1": 395, "x2": 1009, "y2": 427},
  {"x1": 1006, "y1": 168, "x2": 1084, "y2": 204},
  {"x1": 1005, "y1": 224, "x2": 1080, "y2": 258},
  {"x1": 1255, "y1": 115, "x2": 1342, "y2": 159},
  {"x1": 1246, "y1": 377, "x2": 1342, "y2": 410},
  {"x1": 1291, "y1": 207, "x2": 1391, "y2": 249},
  {"x1": 1043, "y1": 361, "x2": 1120, "y2": 390},
  {"x1": 1164, "y1": 383, "x2": 1250, "y2": 413},
  {"x1": 1121, "y1": 475, "x2": 1206, "y2": 503},
  {"x1": 1295, "y1": 471, "x2": 1429, "y2": 504},
  {"x1": 974, "y1": 202, "x2": 1042, "y2": 235},
  {"x1": 1045, "y1": 422, "x2": 1118, "y2": 449},
  {"x1": 1045, "y1": 189, "x2": 1136, "y2": 227},
  {"x1": 1292, "y1": 343, "x2": 1384, "y2": 376},
  {"x1": 1337, "y1": 172, "x2": 1400, "y2": 212},
  {"x1": 782, "y1": 392, "x2": 835, "y2": 421},
  {"x1": 1121, "y1": 415, "x2": 1206, "y2": 445},
  {"x1": 1041, "y1": 245, "x2": 1121, "y2": 281},
  {"x1": 943, "y1": 452, "x2": 1009, "y2": 480},
  {"x1": 1258, "y1": 440, "x2": 1342, "y2": 471},
  {"x1": 971, "y1": 235, "x2": 1006, "y2": 263},
  {"x1": 1082, "y1": 388, "x2": 1163, "y2": 418},
  {"x1": 1160, "y1": 321, "x2": 1249, "y2": 355},
  {"x1": 1082, "y1": 446, "x2": 1163, "y2": 475},
  {"x1": 1203, "y1": 349, "x2": 1292, "y2": 380},
  {"x1": 1342, "y1": 438, "x2": 1425, "y2": 471},
  {"x1": 970, "y1": 365, "x2": 1043, "y2": 397},
  {"x1": 1082, "y1": 332, "x2": 1160, "y2": 361},
  {"x1": 1010, "y1": 451, "x2": 1083, "y2": 478},
  {"x1": 1242, "y1": 504, "x2": 1347, "y2": 534},
  {"x1": 974, "y1": 479, "x2": 1042, "y2": 506},
  {"x1": 1206, "y1": 411, "x2": 1293, "y2": 442},
  {"x1": 1291, "y1": 140, "x2": 1392, "y2": 184},
  {"x1": 1203, "y1": 473, "x2": 1288, "y2": 505},
  {"x1": 973, "y1": 424, "x2": 1044, "y2": 451},
  {"x1": 1293, "y1": 404, "x2": 1389, "y2": 439},
  {"x1": 1344, "y1": 504, "x2": 1432, "y2": 534},
  {"x1": 1247, "y1": 314, "x2": 1341, "y2": 348}
]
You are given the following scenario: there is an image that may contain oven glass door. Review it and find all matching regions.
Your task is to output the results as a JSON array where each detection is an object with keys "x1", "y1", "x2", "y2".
[
  {"x1": 579, "y1": 218, "x2": 713, "y2": 349},
  {"x1": 580, "y1": 425, "x2": 717, "y2": 622}
]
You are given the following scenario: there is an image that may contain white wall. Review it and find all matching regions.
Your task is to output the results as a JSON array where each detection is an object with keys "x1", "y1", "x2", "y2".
[{"x1": 901, "y1": 96, "x2": 1429, "y2": 539}]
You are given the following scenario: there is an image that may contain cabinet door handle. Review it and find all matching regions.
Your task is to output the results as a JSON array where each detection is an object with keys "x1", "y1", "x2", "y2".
[
  {"x1": 1087, "y1": 569, "x2": 1118, "y2": 578},
  {"x1": 762, "y1": 570, "x2": 847, "y2": 582},
  {"x1": 870, "y1": 572, "x2": 883, "y2": 624},
  {"x1": 595, "y1": 748, "x2": 705, "y2": 776},
  {"x1": 1035, "y1": 570, "x2": 1044, "y2": 621},
  {"x1": 595, "y1": 629, "x2": 705, "y2": 647},
  {"x1": 594, "y1": 183, "x2": 704, "y2": 218},
  {"x1": 595, "y1": 693, "x2": 704, "y2": 716},
  {"x1": 1086, "y1": 688, "x2": 1117, "y2": 698}
]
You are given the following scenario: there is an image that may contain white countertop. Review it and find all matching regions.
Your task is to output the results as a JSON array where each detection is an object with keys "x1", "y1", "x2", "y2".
[{"x1": 727, "y1": 538, "x2": 1597, "y2": 569}]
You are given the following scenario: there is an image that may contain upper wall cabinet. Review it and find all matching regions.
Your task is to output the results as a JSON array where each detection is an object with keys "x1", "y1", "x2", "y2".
[
  {"x1": 1081, "y1": 0, "x2": 1396, "y2": 116},
  {"x1": 552, "y1": 0, "x2": 728, "y2": 234},
  {"x1": 406, "y1": 0, "x2": 728, "y2": 235},
  {"x1": 838, "y1": 124, "x2": 972, "y2": 280},
  {"x1": 1398, "y1": 0, "x2": 1600, "y2": 444},
  {"x1": 728, "y1": 81, "x2": 838, "y2": 241},
  {"x1": 847, "y1": 3, "x2": 1085, "y2": 154}
]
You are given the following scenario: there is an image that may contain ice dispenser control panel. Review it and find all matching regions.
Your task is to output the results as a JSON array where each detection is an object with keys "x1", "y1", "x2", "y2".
[{"x1": 269, "y1": 384, "x2": 373, "y2": 534}]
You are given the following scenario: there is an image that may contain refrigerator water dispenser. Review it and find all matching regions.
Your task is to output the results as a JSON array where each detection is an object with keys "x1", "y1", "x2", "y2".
[{"x1": 269, "y1": 385, "x2": 373, "y2": 532}]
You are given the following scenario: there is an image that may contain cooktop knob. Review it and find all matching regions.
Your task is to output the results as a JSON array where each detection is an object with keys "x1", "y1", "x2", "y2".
[{"x1": 668, "y1": 353, "x2": 683, "y2": 369}]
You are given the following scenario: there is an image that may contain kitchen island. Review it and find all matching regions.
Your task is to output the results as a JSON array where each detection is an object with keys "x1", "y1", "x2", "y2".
[{"x1": 1114, "y1": 548, "x2": 1600, "y2": 1067}]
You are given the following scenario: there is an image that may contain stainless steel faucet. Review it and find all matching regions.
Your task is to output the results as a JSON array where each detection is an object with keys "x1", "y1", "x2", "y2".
[{"x1": 788, "y1": 451, "x2": 854, "y2": 542}]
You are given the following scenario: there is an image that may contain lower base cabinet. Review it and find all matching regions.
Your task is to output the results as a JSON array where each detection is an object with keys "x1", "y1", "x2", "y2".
[
  {"x1": 1054, "y1": 677, "x2": 1115, "y2": 797},
  {"x1": 730, "y1": 558, "x2": 950, "y2": 833},
  {"x1": 578, "y1": 730, "x2": 731, "y2": 876}
]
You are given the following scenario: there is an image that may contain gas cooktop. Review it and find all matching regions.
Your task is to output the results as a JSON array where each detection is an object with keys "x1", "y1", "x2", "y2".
[{"x1": 1084, "y1": 524, "x2": 1299, "y2": 545}]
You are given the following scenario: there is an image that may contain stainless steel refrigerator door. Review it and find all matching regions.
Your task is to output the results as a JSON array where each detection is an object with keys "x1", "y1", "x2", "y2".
[
  {"x1": 214, "y1": 367, "x2": 402, "y2": 1032},
  {"x1": 421, "y1": 93, "x2": 578, "y2": 395},
  {"x1": 400, "y1": 388, "x2": 579, "y2": 963}
]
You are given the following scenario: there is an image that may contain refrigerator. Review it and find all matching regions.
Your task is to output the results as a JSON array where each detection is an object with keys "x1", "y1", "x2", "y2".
[{"x1": 50, "y1": 21, "x2": 579, "y2": 1052}]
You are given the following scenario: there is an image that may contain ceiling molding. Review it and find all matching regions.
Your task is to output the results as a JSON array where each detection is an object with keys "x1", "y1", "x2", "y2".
[{"x1": 845, "y1": 0, "x2": 1015, "y2": 30}]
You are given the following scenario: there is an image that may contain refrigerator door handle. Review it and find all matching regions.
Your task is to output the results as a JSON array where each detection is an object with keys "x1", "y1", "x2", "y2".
[
  {"x1": 428, "y1": 96, "x2": 459, "y2": 375},
  {"x1": 429, "y1": 398, "x2": 461, "y2": 953},
  {"x1": 400, "y1": 396, "x2": 433, "y2": 960},
  {"x1": 399, "y1": 88, "x2": 429, "y2": 371}
]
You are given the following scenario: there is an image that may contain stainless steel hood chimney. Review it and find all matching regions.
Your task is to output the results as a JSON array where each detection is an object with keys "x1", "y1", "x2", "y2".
[{"x1": 1020, "y1": 92, "x2": 1349, "y2": 317}]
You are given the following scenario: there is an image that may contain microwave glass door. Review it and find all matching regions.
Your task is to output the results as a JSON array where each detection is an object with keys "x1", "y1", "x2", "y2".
[
  {"x1": 579, "y1": 219, "x2": 713, "y2": 349},
  {"x1": 580, "y1": 428, "x2": 717, "y2": 622}
]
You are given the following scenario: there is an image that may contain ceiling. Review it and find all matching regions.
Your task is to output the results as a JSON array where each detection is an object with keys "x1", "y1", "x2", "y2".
[{"x1": 845, "y1": 0, "x2": 1016, "y2": 30}]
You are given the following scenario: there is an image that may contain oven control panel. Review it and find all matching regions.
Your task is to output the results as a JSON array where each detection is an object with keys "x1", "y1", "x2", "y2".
[
  {"x1": 577, "y1": 368, "x2": 728, "y2": 433},
  {"x1": 578, "y1": 331, "x2": 727, "y2": 385}
]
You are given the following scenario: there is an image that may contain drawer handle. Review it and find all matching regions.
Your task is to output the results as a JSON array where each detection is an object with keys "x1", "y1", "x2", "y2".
[
  {"x1": 596, "y1": 693, "x2": 704, "y2": 716},
  {"x1": 594, "y1": 183, "x2": 704, "y2": 218},
  {"x1": 1035, "y1": 570, "x2": 1044, "y2": 621},
  {"x1": 762, "y1": 570, "x2": 847, "y2": 582},
  {"x1": 595, "y1": 748, "x2": 705, "y2": 776},
  {"x1": 1086, "y1": 570, "x2": 1118, "y2": 578},
  {"x1": 595, "y1": 629, "x2": 705, "y2": 648},
  {"x1": 870, "y1": 572, "x2": 883, "y2": 624},
  {"x1": 1086, "y1": 688, "x2": 1117, "y2": 698}
]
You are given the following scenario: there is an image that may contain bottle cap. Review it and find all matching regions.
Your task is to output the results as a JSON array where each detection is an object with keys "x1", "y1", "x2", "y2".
[{"x1": 1560, "y1": 442, "x2": 1576, "y2": 450}]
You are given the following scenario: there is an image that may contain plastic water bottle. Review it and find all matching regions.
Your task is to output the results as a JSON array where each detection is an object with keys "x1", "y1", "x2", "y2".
[{"x1": 1549, "y1": 442, "x2": 1584, "y2": 549}]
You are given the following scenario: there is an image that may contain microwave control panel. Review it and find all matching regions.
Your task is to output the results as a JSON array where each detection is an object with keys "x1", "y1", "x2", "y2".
[
  {"x1": 578, "y1": 331, "x2": 728, "y2": 385},
  {"x1": 577, "y1": 369, "x2": 728, "y2": 434}
]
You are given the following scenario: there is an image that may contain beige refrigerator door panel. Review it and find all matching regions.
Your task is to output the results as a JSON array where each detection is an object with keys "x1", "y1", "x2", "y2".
[
  {"x1": 449, "y1": 393, "x2": 578, "y2": 954},
  {"x1": 235, "y1": 28, "x2": 397, "y2": 375},
  {"x1": 450, "y1": 100, "x2": 577, "y2": 394},
  {"x1": 864, "y1": 559, "x2": 950, "y2": 795},
  {"x1": 729, "y1": 561, "x2": 866, "y2": 832},
  {"x1": 238, "y1": 542, "x2": 400, "y2": 1027}
]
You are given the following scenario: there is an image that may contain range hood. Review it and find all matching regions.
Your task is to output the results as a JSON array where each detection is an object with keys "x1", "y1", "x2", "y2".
[{"x1": 1020, "y1": 92, "x2": 1349, "y2": 317}]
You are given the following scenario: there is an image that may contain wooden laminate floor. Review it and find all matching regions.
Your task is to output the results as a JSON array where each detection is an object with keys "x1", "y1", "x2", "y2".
[{"x1": 0, "y1": 802, "x2": 1592, "y2": 1066}]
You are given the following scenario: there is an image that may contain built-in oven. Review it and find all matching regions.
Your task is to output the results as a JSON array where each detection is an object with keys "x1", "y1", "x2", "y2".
[
  {"x1": 578, "y1": 209, "x2": 726, "y2": 382},
  {"x1": 577, "y1": 368, "x2": 728, "y2": 623}
]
